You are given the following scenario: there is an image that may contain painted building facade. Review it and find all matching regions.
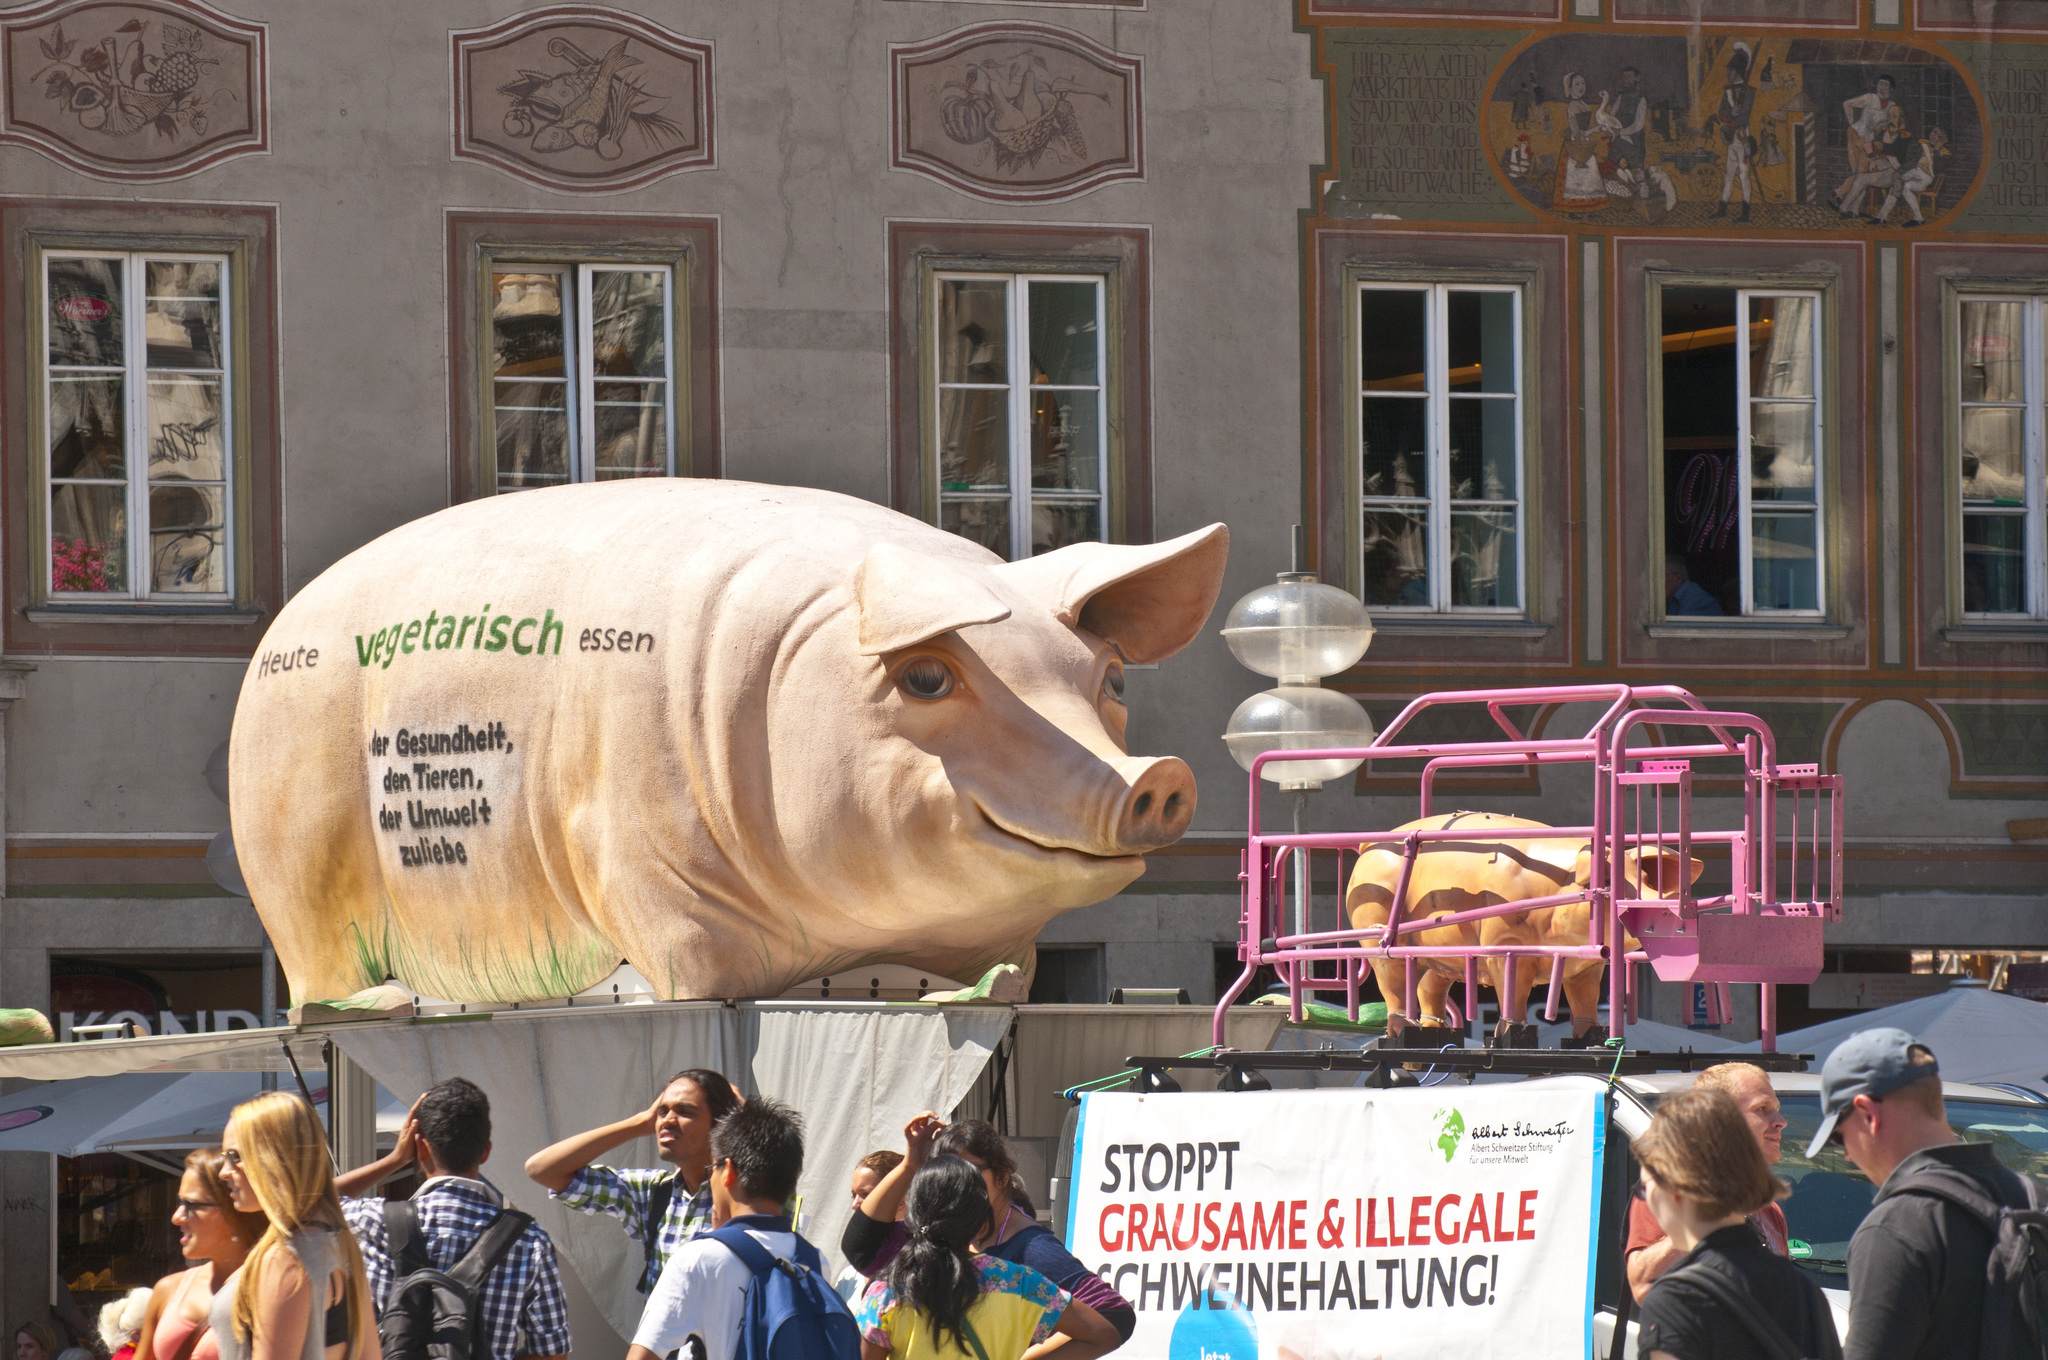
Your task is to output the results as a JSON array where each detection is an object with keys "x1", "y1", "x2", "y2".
[{"x1": 0, "y1": 0, "x2": 2043, "y2": 1336}]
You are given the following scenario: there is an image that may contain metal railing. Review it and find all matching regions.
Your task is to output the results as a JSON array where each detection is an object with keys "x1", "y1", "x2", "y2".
[{"x1": 1215, "y1": 684, "x2": 1844, "y2": 1054}]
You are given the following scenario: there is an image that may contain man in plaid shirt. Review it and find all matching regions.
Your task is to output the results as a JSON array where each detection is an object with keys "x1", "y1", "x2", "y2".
[
  {"x1": 338, "y1": 1078, "x2": 571, "y2": 1360},
  {"x1": 524, "y1": 1068, "x2": 743, "y2": 1294}
]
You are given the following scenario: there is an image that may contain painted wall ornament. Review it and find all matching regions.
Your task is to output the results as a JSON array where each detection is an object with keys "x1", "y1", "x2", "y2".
[
  {"x1": 892, "y1": 22, "x2": 1142, "y2": 203},
  {"x1": 229, "y1": 479, "x2": 1227, "y2": 1007},
  {"x1": 0, "y1": 0, "x2": 265, "y2": 182},
  {"x1": 1484, "y1": 34, "x2": 1983, "y2": 229},
  {"x1": 452, "y1": 6, "x2": 712, "y2": 193}
]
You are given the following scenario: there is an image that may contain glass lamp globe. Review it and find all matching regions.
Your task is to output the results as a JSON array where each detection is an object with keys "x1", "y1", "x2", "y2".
[
  {"x1": 1220, "y1": 573, "x2": 1375, "y2": 684},
  {"x1": 1222, "y1": 685, "x2": 1377, "y2": 791}
]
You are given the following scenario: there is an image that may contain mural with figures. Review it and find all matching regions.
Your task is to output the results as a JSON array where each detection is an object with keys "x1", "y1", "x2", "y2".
[{"x1": 1488, "y1": 35, "x2": 1982, "y2": 228}]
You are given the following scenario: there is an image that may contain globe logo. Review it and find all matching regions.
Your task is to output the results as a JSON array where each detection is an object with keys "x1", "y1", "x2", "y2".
[{"x1": 1433, "y1": 1106, "x2": 1466, "y2": 1163}]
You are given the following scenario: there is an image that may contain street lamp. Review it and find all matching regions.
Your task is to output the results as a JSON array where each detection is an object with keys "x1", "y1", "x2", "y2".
[
  {"x1": 1220, "y1": 528, "x2": 1377, "y2": 948},
  {"x1": 1221, "y1": 530, "x2": 1376, "y2": 791}
]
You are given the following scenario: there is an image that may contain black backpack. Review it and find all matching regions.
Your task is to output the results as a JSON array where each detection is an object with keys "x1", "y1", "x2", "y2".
[
  {"x1": 641, "y1": 1175, "x2": 676, "y2": 1292},
  {"x1": 377, "y1": 1201, "x2": 535, "y2": 1360},
  {"x1": 1890, "y1": 1168, "x2": 2048, "y2": 1360},
  {"x1": 1657, "y1": 1258, "x2": 1832, "y2": 1360}
]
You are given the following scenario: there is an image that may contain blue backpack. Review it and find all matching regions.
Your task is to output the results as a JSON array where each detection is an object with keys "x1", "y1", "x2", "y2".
[{"x1": 709, "y1": 1222, "x2": 862, "y2": 1360}]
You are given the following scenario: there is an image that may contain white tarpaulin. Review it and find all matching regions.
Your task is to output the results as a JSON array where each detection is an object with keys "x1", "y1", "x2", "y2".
[
  {"x1": 1737, "y1": 982, "x2": 2048, "y2": 1087},
  {"x1": 1064, "y1": 1079, "x2": 1610, "y2": 1360},
  {"x1": 329, "y1": 1001, "x2": 1011, "y2": 1339}
]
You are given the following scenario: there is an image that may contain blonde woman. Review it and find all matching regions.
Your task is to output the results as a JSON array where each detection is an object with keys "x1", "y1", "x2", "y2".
[
  {"x1": 136, "y1": 1149, "x2": 270, "y2": 1360},
  {"x1": 211, "y1": 1093, "x2": 379, "y2": 1360}
]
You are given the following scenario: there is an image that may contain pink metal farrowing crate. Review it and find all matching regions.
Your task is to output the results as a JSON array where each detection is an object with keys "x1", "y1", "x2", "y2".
[{"x1": 1213, "y1": 683, "x2": 1844, "y2": 1053}]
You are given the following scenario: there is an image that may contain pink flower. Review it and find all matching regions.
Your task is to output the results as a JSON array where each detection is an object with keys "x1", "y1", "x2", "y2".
[{"x1": 52, "y1": 537, "x2": 109, "y2": 592}]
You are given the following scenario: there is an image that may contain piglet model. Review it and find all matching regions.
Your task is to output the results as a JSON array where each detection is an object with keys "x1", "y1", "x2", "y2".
[{"x1": 230, "y1": 480, "x2": 1228, "y2": 1006}]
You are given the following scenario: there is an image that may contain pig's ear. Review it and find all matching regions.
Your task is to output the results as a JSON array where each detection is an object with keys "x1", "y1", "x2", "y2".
[
  {"x1": 993, "y1": 524, "x2": 1230, "y2": 664},
  {"x1": 854, "y1": 543, "x2": 1012, "y2": 656}
]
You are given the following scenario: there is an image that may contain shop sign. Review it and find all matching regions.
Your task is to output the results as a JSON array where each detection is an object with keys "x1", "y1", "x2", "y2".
[
  {"x1": 55, "y1": 295, "x2": 112, "y2": 321},
  {"x1": 1066, "y1": 1085, "x2": 1606, "y2": 1360},
  {"x1": 59, "y1": 1009, "x2": 262, "y2": 1039}
]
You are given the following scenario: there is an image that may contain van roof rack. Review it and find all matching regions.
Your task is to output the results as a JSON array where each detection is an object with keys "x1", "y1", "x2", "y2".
[{"x1": 1117, "y1": 1047, "x2": 1810, "y2": 1091}]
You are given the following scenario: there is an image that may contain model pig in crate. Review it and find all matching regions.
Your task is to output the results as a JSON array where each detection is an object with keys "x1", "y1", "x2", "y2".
[
  {"x1": 230, "y1": 480, "x2": 1227, "y2": 1006},
  {"x1": 1344, "y1": 811, "x2": 1701, "y2": 1040}
]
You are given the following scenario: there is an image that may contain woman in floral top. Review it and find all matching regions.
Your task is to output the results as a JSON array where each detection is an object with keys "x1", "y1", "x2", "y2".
[{"x1": 856, "y1": 1158, "x2": 1119, "y2": 1360}]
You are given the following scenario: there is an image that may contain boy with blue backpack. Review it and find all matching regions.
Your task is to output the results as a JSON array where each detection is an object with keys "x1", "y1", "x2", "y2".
[{"x1": 627, "y1": 1098, "x2": 860, "y2": 1360}]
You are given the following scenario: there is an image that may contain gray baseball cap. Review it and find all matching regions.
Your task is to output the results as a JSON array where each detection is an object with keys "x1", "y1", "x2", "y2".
[{"x1": 1806, "y1": 1027, "x2": 1939, "y2": 1158}]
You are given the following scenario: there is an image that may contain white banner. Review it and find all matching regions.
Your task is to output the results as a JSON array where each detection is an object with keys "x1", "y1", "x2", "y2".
[{"x1": 1064, "y1": 1081, "x2": 1609, "y2": 1360}]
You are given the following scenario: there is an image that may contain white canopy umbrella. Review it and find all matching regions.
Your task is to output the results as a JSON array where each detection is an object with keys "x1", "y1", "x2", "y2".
[
  {"x1": 0, "y1": 1067, "x2": 427, "y2": 1169},
  {"x1": 0, "y1": 1073, "x2": 192, "y2": 1157},
  {"x1": 0, "y1": 1073, "x2": 339, "y2": 1166},
  {"x1": 1739, "y1": 980, "x2": 2048, "y2": 1088},
  {"x1": 99, "y1": 1073, "x2": 332, "y2": 1152}
]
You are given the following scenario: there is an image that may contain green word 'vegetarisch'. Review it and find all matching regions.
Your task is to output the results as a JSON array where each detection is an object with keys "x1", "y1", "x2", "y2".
[{"x1": 355, "y1": 606, "x2": 564, "y2": 669}]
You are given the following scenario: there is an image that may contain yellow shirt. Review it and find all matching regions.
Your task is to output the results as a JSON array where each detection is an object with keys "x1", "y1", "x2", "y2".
[{"x1": 857, "y1": 1255, "x2": 1069, "y2": 1360}]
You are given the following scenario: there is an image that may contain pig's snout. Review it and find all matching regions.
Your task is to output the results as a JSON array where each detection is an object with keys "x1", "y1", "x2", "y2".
[{"x1": 1112, "y1": 757, "x2": 1196, "y2": 852}]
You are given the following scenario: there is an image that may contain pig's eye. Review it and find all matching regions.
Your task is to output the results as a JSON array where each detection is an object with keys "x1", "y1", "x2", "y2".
[
  {"x1": 1101, "y1": 664, "x2": 1126, "y2": 705},
  {"x1": 899, "y1": 657, "x2": 954, "y2": 701}
]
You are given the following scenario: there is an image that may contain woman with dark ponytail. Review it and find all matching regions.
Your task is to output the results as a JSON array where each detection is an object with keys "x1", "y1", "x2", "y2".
[
  {"x1": 846, "y1": 1118, "x2": 1135, "y2": 1349},
  {"x1": 855, "y1": 1158, "x2": 1118, "y2": 1360}
]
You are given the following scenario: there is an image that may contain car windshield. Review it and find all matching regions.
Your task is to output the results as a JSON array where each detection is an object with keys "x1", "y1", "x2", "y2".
[{"x1": 1772, "y1": 1094, "x2": 2048, "y2": 1287}]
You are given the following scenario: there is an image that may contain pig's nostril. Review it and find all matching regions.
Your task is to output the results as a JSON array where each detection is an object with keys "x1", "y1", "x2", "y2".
[{"x1": 1112, "y1": 757, "x2": 1197, "y2": 852}]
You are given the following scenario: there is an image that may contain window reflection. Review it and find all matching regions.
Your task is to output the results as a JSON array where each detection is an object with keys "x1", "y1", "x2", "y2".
[
  {"x1": 1661, "y1": 285, "x2": 1823, "y2": 618},
  {"x1": 934, "y1": 274, "x2": 1107, "y2": 561},
  {"x1": 1955, "y1": 297, "x2": 2043, "y2": 618},
  {"x1": 1358, "y1": 285, "x2": 1522, "y2": 612},
  {"x1": 490, "y1": 264, "x2": 673, "y2": 492},
  {"x1": 45, "y1": 253, "x2": 232, "y2": 600}
]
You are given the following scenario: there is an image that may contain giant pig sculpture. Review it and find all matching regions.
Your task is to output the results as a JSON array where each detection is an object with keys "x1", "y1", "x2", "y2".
[
  {"x1": 1343, "y1": 811, "x2": 1701, "y2": 1039},
  {"x1": 231, "y1": 480, "x2": 1228, "y2": 1006}
]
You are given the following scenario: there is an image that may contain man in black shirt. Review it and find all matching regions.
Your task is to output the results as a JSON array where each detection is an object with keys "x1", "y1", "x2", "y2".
[{"x1": 1810, "y1": 1028, "x2": 2031, "y2": 1360}]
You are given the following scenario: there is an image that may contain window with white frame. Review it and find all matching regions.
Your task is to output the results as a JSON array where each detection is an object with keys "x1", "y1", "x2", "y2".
[
  {"x1": 1957, "y1": 295, "x2": 2047, "y2": 618},
  {"x1": 45, "y1": 252, "x2": 232, "y2": 599},
  {"x1": 1659, "y1": 287, "x2": 1826, "y2": 618},
  {"x1": 931, "y1": 272, "x2": 1107, "y2": 561},
  {"x1": 489, "y1": 264, "x2": 674, "y2": 493},
  {"x1": 1357, "y1": 283, "x2": 1524, "y2": 612}
]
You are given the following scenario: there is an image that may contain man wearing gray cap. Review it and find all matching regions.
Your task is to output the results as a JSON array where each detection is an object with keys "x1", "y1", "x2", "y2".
[{"x1": 1812, "y1": 1028, "x2": 2029, "y2": 1360}]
